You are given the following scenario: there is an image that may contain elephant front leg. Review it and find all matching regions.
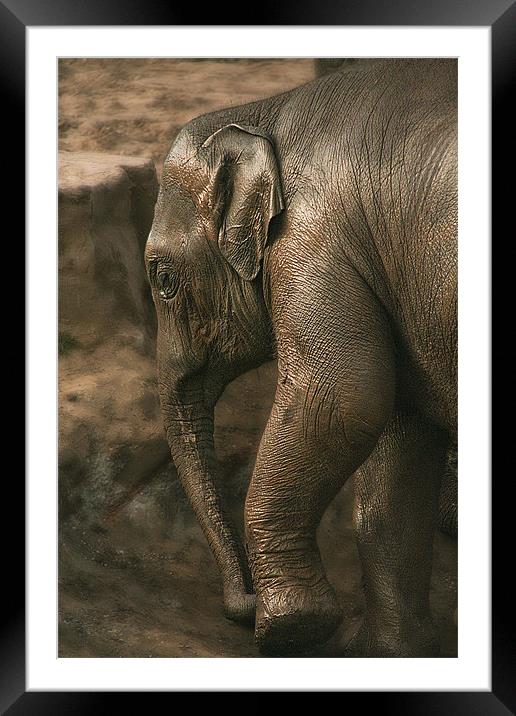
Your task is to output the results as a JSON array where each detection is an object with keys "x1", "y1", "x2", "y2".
[
  {"x1": 245, "y1": 375, "x2": 390, "y2": 655},
  {"x1": 349, "y1": 411, "x2": 448, "y2": 657},
  {"x1": 244, "y1": 260, "x2": 396, "y2": 654}
]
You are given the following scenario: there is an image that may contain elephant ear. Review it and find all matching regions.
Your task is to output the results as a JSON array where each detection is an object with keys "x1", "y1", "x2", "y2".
[{"x1": 202, "y1": 124, "x2": 284, "y2": 281}]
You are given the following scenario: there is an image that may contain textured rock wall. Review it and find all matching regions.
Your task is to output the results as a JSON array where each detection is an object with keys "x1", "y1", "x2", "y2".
[{"x1": 59, "y1": 152, "x2": 167, "y2": 522}]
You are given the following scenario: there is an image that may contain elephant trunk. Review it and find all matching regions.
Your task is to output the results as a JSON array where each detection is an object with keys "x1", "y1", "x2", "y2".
[{"x1": 160, "y1": 373, "x2": 255, "y2": 624}]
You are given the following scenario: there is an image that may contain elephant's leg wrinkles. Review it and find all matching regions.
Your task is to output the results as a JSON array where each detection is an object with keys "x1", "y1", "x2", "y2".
[
  {"x1": 245, "y1": 382, "x2": 392, "y2": 654},
  {"x1": 245, "y1": 284, "x2": 396, "y2": 654},
  {"x1": 348, "y1": 411, "x2": 447, "y2": 657}
]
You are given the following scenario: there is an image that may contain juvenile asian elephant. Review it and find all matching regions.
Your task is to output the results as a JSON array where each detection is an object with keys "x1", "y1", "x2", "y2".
[{"x1": 145, "y1": 59, "x2": 457, "y2": 657}]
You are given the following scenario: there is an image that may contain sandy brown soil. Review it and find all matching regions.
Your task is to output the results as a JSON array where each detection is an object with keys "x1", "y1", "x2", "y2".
[
  {"x1": 59, "y1": 59, "x2": 315, "y2": 179},
  {"x1": 58, "y1": 59, "x2": 457, "y2": 659}
]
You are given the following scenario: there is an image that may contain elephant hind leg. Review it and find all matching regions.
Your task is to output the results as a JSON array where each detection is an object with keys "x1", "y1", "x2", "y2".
[
  {"x1": 438, "y1": 443, "x2": 458, "y2": 538},
  {"x1": 348, "y1": 410, "x2": 448, "y2": 657}
]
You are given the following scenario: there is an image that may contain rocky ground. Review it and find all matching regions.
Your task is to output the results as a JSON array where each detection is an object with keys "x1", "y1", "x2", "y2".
[{"x1": 58, "y1": 59, "x2": 457, "y2": 658}]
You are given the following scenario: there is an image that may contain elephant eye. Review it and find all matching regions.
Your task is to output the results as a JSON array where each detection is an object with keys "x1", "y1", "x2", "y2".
[{"x1": 156, "y1": 268, "x2": 179, "y2": 300}]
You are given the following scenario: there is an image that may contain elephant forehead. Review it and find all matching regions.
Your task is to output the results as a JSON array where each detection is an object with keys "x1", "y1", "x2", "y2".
[
  {"x1": 149, "y1": 184, "x2": 201, "y2": 247},
  {"x1": 145, "y1": 230, "x2": 179, "y2": 261}
]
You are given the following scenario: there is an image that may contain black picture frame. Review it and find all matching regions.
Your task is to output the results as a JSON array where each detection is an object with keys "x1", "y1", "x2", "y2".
[{"x1": 8, "y1": 0, "x2": 508, "y2": 711}]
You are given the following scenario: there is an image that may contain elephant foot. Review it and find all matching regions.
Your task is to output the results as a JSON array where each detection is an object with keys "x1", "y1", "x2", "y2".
[
  {"x1": 255, "y1": 582, "x2": 342, "y2": 655},
  {"x1": 223, "y1": 589, "x2": 256, "y2": 626},
  {"x1": 343, "y1": 618, "x2": 440, "y2": 657}
]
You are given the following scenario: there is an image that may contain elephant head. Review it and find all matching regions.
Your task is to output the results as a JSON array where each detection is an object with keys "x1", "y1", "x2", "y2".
[{"x1": 144, "y1": 123, "x2": 284, "y2": 622}]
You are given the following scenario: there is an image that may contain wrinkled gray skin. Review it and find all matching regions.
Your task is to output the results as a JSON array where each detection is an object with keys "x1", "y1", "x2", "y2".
[
  {"x1": 145, "y1": 59, "x2": 457, "y2": 656},
  {"x1": 314, "y1": 58, "x2": 458, "y2": 541}
]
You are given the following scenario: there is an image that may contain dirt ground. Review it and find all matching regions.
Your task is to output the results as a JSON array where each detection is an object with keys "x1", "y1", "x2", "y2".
[
  {"x1": 58, "y1": 59, "x2": 457, "y2": 659},
  {"x1": 58, "y1": 59, "x2": 315, "y2": 179}
]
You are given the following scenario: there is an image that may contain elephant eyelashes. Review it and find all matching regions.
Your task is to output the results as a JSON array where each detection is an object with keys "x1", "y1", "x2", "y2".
[{"x1": 156, "y1": 268, "x2": 179, "y2": 300}]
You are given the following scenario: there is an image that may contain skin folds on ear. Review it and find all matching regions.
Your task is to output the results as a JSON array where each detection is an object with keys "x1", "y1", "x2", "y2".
[{"x1": 201, "y1": 124, "x2": 284, "y2": 281}]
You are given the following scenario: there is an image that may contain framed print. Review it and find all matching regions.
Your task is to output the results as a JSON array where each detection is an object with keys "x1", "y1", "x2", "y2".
[{"x1": 8, "y1": 0, "x2": 510, "y2": 710}]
